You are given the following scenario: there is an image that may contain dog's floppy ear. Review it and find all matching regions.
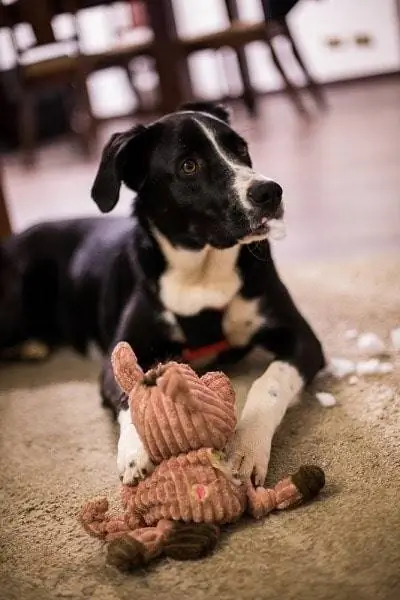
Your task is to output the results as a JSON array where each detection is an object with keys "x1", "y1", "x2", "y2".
[
  {"x1": 91, "y1": 124, "x2": 150, "y2": 213},
  {"x1": 178, "y1": 101, "x2": 231, "y2": 124}
]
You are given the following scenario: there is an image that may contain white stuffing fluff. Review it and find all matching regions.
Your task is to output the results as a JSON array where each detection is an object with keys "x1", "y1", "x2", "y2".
[
  {"x1": 316, "y1": 392, "x2": 337, "y2": 408},
  {"x1": 349, "y1": 375, "x2": 359, "y2": 385},
  {"x1": 267, "y1": 219, "x2": 286, "y2": 241},
  {"x1": 377, "y1": 362, "x2": 394, "y2": 374},
  {"x1": 355, "y1": 359, "x2": 393, "y2": 375},
  {"x1": 327, "y1": 357, "x2": 356, "y2": 379},
  {"x1": 356, "y1": 332, "x2": 385, "y2": 356},
  {"x1": 390, "y1": 327, "x2": 400, "y2": 351},
  {"x1": 344, "y1": 329, "x2": 358, "y2": 340}
]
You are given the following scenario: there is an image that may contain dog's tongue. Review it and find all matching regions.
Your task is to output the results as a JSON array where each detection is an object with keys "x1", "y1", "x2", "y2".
[{"x1": 267, "y1": 219, "x2": 286, "y2": 241}]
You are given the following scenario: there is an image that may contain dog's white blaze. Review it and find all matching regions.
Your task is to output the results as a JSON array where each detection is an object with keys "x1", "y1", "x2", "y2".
[
  {"x1": 154, "y1": 229, "x2": 241, "y2": 316},
  {"x1": 223, "y1": 296, "x2": 266, "y2": 346},
  {"x1": 194, "y1": 117, "x2": 271, "y2": 211}
]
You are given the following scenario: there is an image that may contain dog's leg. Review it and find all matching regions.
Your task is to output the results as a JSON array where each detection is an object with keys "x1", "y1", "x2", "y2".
[
  {"x1": 100, "y1": 292, "x2": 182, "y2": 484},
  {"x1": 226, "y1": 361, "x2": 304, "y2": 485},
  {"x1": 117, "y1": 408, "x2": 155, "y2": 484},
  {"x1": 227, "y1": 328, "x2": 325, "y2": 485},
  {"x1": 101, "y1": 357, "x2": 156, "y2": 485}
]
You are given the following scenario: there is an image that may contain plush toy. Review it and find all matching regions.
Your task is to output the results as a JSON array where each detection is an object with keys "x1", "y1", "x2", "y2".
[{"x1": 80, "y1": 342, "x2": 325, "y2": 571}]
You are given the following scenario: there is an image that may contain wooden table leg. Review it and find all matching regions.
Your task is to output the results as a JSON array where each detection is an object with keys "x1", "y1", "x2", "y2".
[
  {"x1": 145, "y1": 0, "x2": 193, "y2": 113},
  {"x1": 0, "y1": 161, "x2": 12, "y2": 239}
]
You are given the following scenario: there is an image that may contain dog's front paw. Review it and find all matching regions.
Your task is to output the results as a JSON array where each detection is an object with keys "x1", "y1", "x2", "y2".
[
  {"x1": 225, "y1": 425, "x2": 272, "y2": 486},
  {"x1": 119, "y1": 445, "x2": 155, "y2": 485},
  {"x1": 117, "y1": 423, "x2": 154, "y2": 485}
]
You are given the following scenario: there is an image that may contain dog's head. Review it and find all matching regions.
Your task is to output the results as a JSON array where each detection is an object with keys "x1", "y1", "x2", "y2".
[{"x1": 91, "y1": 102, "x2": 284, "y2": 249}]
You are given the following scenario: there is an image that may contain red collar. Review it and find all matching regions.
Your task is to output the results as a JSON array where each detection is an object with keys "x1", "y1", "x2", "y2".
[{"x1": 181, "y1": 339, "x2": 230, "y2": 363}]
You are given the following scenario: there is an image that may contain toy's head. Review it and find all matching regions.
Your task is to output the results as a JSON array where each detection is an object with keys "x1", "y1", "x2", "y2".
[{"x1": 111, "y1": 342, "x2": 237, "y2": 463}]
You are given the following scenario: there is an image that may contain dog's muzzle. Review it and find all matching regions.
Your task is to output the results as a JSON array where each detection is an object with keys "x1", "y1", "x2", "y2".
[{"x1": 240, "y1": 180, "x2": 285, "y2": 244}]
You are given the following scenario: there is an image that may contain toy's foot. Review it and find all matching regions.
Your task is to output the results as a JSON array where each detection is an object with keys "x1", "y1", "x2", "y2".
[
  {"x1": 163, "y1": 522, "x2": 220, "y2": 561},
  {"x1": 107, "y1": 535, "x2": 147, "y2": 571}
]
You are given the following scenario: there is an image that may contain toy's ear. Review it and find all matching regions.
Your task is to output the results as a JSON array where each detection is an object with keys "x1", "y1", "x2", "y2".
[
  {"x1": 91, "y1": 124, "x2": 156, "y2": 213},
  {"x1": 111, "y1": 342, "x2": 143, "y2": 394},
  {"x1": 178, "y1": 101, "x2": 231, "y2": 124}
]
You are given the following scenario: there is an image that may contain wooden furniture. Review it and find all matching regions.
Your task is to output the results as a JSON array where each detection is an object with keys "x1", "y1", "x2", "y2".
[
  {"x1": 0, "y1": 0, "x2": 96, "y2": 167},
  {"x1": 0, "y1": 160, "x2": 11, "y2": 238},
  {"x1": 78, "y1": 0, "x2": 192, "y2": 114},
  {"x1": 178, "y1": 0, "x2": 326, "y2": 116}
]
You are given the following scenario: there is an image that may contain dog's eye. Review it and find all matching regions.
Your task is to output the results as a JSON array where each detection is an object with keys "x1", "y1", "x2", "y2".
[{"x1": 181, "y1": 159, "x2": 198, "y2": 175}]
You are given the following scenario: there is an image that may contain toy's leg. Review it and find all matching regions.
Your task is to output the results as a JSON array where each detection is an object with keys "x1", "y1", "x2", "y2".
[
  {"x1": 107, "y1": 519, "x2": 173, "y2": 571},
  {"x1": 106, "y1": 520, "x2": 220, "y2": 571},
  {"x1": 162, "y1": 522, "x2": 220, "y2": 561},
  {"x1": 246, "y1": 483, "x2": 278, "y2": 519},
  {"x1": 246, "y1": 465, "x2": 326, "y2": 519}
]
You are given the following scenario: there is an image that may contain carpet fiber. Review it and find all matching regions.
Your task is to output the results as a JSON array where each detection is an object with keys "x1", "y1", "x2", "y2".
[{"x1": 1, "y1": 255, "x2": 399, "y2": 600}]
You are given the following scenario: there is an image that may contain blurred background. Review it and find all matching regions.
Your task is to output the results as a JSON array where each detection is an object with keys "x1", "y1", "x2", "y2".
[{"x1": 1, "y1": 0, "x2": 399, "y2": 262}]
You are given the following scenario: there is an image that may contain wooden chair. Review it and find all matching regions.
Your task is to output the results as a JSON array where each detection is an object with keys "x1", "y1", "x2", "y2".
[
  {"x1": 179, "y1": 0, "x2": 327, "y2": 117},
  {"x1": 80, "y1": 1, "x2": 156, "y2": 116},
  {"x1": 0, "y1": 0, "x2": 96, "y2": 167},
  {"x1": 0, "y1": 160, "x2": 12, "y2": 238},
  {"x1": 76, "y1": 0, "x2": 193, "y2": 116}
]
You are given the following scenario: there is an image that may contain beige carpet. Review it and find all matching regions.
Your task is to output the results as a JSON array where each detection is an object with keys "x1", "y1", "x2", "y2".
[{"x1": 1, "y1": 255, "x2": 399, "y2": 600}]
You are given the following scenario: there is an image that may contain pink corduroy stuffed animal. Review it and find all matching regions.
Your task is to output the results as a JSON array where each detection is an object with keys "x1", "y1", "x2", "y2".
[{"x1": 80, "y1": 342, "x2": 325, "y2": 571}]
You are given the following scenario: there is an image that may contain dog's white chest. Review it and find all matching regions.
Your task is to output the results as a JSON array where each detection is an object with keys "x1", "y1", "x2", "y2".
[
  {"x1": 156, "y1": 232, "x2": 241, "y2": 316},
  {"x1": 155, "y1": 230, "x2": 266, "y2": 347},
  {"x1": 222, "y1": 295, "x2": 266, "y2": 346}
]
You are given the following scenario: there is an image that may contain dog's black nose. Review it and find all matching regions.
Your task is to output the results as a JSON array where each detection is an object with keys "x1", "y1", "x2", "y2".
[{"x1": 247, "y1": 180, "x2": 283, "y2": 214}]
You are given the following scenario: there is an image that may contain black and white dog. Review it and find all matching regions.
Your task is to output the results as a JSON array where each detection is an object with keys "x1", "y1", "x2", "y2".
[{"x1": 0, "y1": 101, "x2": 325, "y2": 485}]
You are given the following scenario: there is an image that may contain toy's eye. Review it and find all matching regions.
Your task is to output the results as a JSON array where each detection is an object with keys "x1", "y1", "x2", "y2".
[{"x1": 181, "y1": 159, "x2": 198, "y2": 175}]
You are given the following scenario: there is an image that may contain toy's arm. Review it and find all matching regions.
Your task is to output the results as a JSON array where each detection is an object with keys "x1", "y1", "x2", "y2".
[
  {"x1": 79, "y1": 496, "x2": 143, "y2": 542},
  {"x1": 79, "y1": 498, "x2": 130, "y2": 541},
  {"x1": 246, "y1": 465, "x2": 325, "y2": 519}
]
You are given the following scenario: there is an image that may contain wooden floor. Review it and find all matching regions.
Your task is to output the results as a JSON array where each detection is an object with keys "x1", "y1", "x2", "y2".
[{"x1": 2, "y1": 78, "x2": 400, "y2": 263}]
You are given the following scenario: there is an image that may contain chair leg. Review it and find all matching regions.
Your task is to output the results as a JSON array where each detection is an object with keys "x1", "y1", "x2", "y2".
[
  {"x1": 123, "y1": 64, "x2": 142, "y2": 113},
  {"x1": 282, "y1": 21, "x2": 328, "y2": 111},
  {"x1": 19, "y1": 92, "x2": 36, "y2": 168},
  {"x1": 0, "y1": 162, "x2": 12, "y2": 239},
  {"x1": 223, "y1": 0, "x2": 257, "y2": 115},
  {"x1": 72, "y1": 70, "x2": 97, "y2": 158},
  {"x1": 266, "y1": 36, "x2": 309, "y2": 117},
  {"x1": 235, "y1": 48, "x2": 258, "y2": 116}
]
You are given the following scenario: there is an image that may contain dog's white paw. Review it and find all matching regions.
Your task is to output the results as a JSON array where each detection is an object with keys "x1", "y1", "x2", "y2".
[
  {"x1": 117, "y1": 410, "x2": 155, "y2": 485},
  {"x1": 225, "y1": 425, "x2": 272, "y2": 486},
  {"x1": 119, "y1": 444, "x2": 155, "y2": 485}
]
